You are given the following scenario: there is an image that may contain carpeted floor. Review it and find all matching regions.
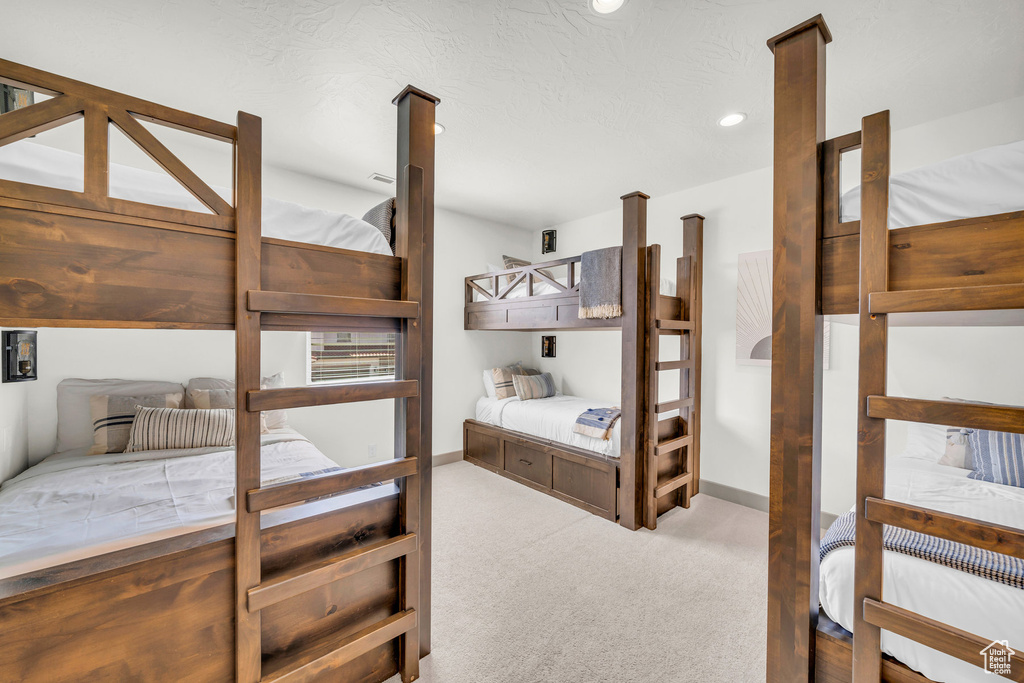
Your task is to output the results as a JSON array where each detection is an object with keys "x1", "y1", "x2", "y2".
[{"x1": 387, "y1": 460, "x2": 768, "y2": 683}]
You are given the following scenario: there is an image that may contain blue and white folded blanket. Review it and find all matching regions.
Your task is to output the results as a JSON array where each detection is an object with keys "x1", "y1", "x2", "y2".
[
  {"x1": 820, "y1": 509, "x2": 1024, "y2": 589},
  {"x1": 573, "y1": 407, "x2": 622, "y2": 441}
]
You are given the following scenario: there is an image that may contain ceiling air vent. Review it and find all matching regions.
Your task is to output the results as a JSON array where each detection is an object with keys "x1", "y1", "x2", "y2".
[{"x1": 369, "y1": 172, "x2": 395, "y2": 185}]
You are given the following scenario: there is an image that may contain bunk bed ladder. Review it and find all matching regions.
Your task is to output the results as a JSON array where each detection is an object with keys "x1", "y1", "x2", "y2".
[
  {"x1": 234, "y1": 115, "x2": 426, "y2": 682},
  {"x1": 852, "y1": 111, "x2": 1024, "y2": 682},
  {"x1": 643, "y1": 214, "x2": 703, "y2": 530}
]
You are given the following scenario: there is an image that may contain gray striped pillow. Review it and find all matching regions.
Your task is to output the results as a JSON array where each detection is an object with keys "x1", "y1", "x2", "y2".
[
  {"x1": 512, "y1": 372, "x2": 556, "y2": 401},
  {"x1": 125, "y1": 407, "x2": 235, "y2": 452},
  {"x1": 88, "y1": 393, "x2": 183, "y2": 455}
]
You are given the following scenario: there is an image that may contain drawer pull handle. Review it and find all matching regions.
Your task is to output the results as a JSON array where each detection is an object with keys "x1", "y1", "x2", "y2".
[{"x1": 519, "y1": 459, "x2": 532, "y2": 466}]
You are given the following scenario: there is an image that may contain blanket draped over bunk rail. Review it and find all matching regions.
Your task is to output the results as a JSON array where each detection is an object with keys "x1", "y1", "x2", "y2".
[
  {"x1": 821, "y1": 509, "x2": 1024, "y2": 589},
  {"x1": 578, "y1": 246, "x2": 622, "y2": 319},
  {"x1": 573, "y1": 407, "x2": 622, "y2": 441}
]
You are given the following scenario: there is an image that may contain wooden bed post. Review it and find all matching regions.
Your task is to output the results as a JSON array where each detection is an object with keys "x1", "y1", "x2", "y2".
[
  {"x1": 620, "y1": 191, "x2": 649, "y2": 531},
  {"x1": 681, "y1": 214, "x2": 704, "y2": 497},
  {"x1": 234, "y1": 110, "x2": 263, "y2": 683},
  {"x1": 394, "y1": 85, "x2": 438, "y2": 658},
  {"x1": 765, "y1": 15, "x2": 832, "y2": 683}
]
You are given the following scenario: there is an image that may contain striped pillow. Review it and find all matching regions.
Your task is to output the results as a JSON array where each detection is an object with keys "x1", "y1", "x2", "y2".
[
  {"x1": 512, "y1": 372, "x2": 556, "y2": 401},
  {"x1": 88, "y1": 393, "x2": 183, "y2": 454},
  {"x1": 967, "y1": 429, "x2": 1024, "y2": 488},
  {"x1": 491, "y1": 363, "x2": 540, "y2": 400},
  {"x1": 193, "y1": 388, "x2": 268, "y2": 433},
  {"x1": 125, "y1": 407, "x2": 235, "y2": 452},
  {"x1": 502, "y1": 255, "x2": 531, "y2": 285}
]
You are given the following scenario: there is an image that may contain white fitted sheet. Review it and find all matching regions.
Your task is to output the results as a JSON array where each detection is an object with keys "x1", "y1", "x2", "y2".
[
  {"x1": 0, "y1": 430, "x2": 393, "y2": 578},
  {"x1": 0, "y1": 140, "x2": 393, "y2": 255},
  {"x1": 475, "y1": 394, "x2": 620, "y2": 459},
  {"x1": 841, "y1": 139, "x2": 1024, "y2": 228},
  {"x1": 819, "y1": 458, "x2": 1024, "y2": 682}
]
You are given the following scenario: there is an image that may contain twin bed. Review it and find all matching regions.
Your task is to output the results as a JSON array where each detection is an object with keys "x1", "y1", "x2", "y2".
[
  {"x1": 766, "y1": 15, "x2": 1024, "y2": 683},
  {"x1": 0, "y1": 58, "x2": 436, "y2": 683}
]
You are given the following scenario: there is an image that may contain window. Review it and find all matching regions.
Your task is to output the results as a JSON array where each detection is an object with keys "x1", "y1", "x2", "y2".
[{"x1": 307, "y1": 331, "x2": 396, "y2": 384}]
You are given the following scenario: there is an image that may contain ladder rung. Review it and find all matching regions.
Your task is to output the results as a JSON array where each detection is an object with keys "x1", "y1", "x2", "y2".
[
  {"x1": 867, "y1": 396, "x2": 1024, "y2": 434},
  {"x1": 862, "y1": 599, "x2": 1024, "y2": 676},
  {"x1": 248, "y1": 380, "x2": 418, "y2": 412},
  {"x1": 656, "y1": 319, "x2": 694, "y2": 331},
  {"x1": 655, "y1": 359, "x2": 694, "y2": 372},
  {"x1": 248, "y1": 290, "x2": 419, "y2": 318},
  {"x1": 249, "y1": 533, "x2": 418, "y2": 612},
  {"x1": 869, "y1": 283, "x2": 1024, "y2": 315},
  {"x1": 248, "y1": 457, "x2": 418, "y2": 512},
  {"x1": 654, "y1": 471, "x2": 693, "y2": 498},
  {"x1": 864, "y1": 498, "x2": 1024, "y2": 559},
  {"x1": 261, "y1": 609, "x2": 417, "y2": 683},
  {"x1": 655, "y1": 434, "x2": 692, "y2": 457},
  {"x1": 655, "y1": 397, "x2": 694, "y2": 414}
]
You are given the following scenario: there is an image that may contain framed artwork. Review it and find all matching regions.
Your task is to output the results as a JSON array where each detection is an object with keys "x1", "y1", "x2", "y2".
[{"x1": 736, "y1": 250, "x2": 830, "y2": 368}]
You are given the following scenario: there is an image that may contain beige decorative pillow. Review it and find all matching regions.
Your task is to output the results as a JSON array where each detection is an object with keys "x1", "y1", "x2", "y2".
[
  {"x1": 126, "y1": 407, "x2": 235, "y2": 452},
  {"x1": 192, "y1": 388, "x2": 267, "y2": 433},
  {"x1": 502, "y1": 255, "x2": 531, "y2": 285},
  {"x1": 490, "y1": 362, "x2": 540, "y2": 400},
  {"x1": 88, "y1": 393, "x2": 183, "y2": 455}
]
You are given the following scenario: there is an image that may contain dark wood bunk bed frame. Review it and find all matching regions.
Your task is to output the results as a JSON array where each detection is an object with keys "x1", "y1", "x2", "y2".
[
  {"x1": 462, "y1": 194, "x2": 703, "y2": 531},
  {"x1": 0, "y1": 58, "x2": 437, "y2": 683},
  {"x1": 765, "y1": 16, "x2": 1024, "y2": 683}
]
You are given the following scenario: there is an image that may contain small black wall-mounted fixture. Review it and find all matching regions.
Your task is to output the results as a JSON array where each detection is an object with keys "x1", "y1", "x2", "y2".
[
  {"x1": 541, "y1": 229, "x2": 557, "y2": 254},
  {"x1": 541, "y1": 335, "x2": 556, "y2": 358},
  {"x1": 3, "y1": 330, "x2": 38, "y2": 383}
]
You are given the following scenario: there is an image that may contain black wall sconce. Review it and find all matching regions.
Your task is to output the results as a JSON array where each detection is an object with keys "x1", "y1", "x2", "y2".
[
  {"x1": 3, "y1": 330, "x2": 38, "y2": 383},
  {"x1": 541, "y1": 229, "x2": 557, "y2": 254},
  {"x1": 541, "y1": 335, "x2": 556, "y2": 358}
]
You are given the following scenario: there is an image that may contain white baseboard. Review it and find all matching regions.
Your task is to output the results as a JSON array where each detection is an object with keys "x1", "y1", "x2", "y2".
[{"x1": 433, "y1": 450, "x2": 463, "y2": 467}]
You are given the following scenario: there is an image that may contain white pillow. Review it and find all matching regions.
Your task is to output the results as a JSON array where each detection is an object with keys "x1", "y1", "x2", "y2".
[
  {"x1": 186, "y1": 373, "x2": 289, "y2": 430},
  {"x1": 482, "y1": 370, "x2": 497, "y2": 398},
  {"x1": 901, "y1": 421, "x2": 949, "y2": 462},
  {"x1": 56, "y1": 378, "x2": 186, "y2": 454}
]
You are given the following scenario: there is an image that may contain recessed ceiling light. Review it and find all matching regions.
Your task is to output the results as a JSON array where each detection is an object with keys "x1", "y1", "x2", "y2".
[
  {"x1": 591, "y1": 0, "x2": 625, "y2": 14},
  {"x1": 718, "y1": 113, "x2": 747, "y2": 127},
  {"x1": 434, "y1": 122, "x2": 445, "y2": 135}
]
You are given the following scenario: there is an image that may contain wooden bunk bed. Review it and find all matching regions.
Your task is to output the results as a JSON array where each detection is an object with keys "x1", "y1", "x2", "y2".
[
  {"x1": 462, "y1": 194, "x2": 703, "y2": 531},
  {"x1": 765, "y1": 16, "x2": 1024, "y2": 683},
  {"x1": 0, "y1": 58, "x2": 437, "y2": 683}
]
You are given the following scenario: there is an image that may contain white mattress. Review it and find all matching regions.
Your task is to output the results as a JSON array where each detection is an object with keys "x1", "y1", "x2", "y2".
[
  {"x1": 841, "y1": 139, "x2": 1024, "y2": 228},
  {"x1": 471, "y1": 275, "x2": 676, "y2": 302},
  {"x1": 819, "y1": 457, "x2": 1024, "y2": 682},
  {"x1": 0, "y1": 429, "x2": 393, "y2": 579},
  {"x1": 0, "y1": 140, "x2": 393, "y2": 255},
  {"x1": 475, "y1": 394, "x2": 620, "y2": 459}
]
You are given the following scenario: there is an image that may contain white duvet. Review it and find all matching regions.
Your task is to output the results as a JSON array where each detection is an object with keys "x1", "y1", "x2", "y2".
[
  {"x1": 0, "y1": 140, "x2": 393, "y2": 255},
  {"x1": 475, "y1": 394, "x2": 621, "y2": 458},
  {"x1": 819, "y1": 457, "x2": 1024, "y2": 682},
  {"x1": 0, "y1": 430, "x2": 374, "y2": 579},
  {"x1": 841, "y1": 139, "x2": 1024, "y2": 228}
]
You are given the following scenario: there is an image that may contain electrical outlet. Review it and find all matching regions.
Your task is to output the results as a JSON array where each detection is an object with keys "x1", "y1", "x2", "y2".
[{"x1": 368, "y1": 444, "x2": 377, "y2": 460}]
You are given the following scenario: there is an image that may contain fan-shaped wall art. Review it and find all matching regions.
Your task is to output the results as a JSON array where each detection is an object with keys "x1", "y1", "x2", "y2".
[{"x1": 736, "y1": 249, "x2": 830, "y2": 368}]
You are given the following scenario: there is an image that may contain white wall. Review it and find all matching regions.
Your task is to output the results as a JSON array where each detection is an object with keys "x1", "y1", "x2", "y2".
[
  {"x1": 525, "y1": 95, "x2": 1024, "y2": 517},
  {"x1": 4, "y1": 130, "x2": 533, "y2": 477}
]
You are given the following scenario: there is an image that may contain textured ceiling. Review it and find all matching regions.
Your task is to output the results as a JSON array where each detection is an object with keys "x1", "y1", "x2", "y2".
[{"x1": 4, "y1": 0, "x2": 1024, "y2": 228}]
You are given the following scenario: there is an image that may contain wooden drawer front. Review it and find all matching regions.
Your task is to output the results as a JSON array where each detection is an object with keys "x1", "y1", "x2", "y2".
[
  {"x1": 466, "y1": 429, "x2": 500, "y2": 468},
  {"x1": 552, "y1": 456, "x2": 616, "y2": 515},
  {"x1": 503, "y1": 442, "x2": 552, "y2": 488},
  {"x1": 507, "y1": 305, "x2": 556, "y2": 327}
]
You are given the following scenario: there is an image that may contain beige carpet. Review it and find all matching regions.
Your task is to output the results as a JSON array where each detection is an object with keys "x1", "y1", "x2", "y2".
[{"x1": 388, "y1": 460, "x2": 768, "y2": 683}]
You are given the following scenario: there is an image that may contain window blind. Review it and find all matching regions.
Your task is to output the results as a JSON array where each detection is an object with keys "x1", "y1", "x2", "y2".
[{"x1": 308, "y1": 331, "x2": 396, "y2": 384}]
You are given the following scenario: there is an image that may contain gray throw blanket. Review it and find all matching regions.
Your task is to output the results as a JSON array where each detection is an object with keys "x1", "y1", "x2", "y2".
[{"x1": 578, "y1": 246, "x2": 622, "y2": 319}]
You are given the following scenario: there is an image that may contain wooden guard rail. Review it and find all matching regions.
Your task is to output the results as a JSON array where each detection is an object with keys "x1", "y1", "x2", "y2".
[
  {"x1": 464, "y1": 256, "x2": 580, "y2": 303},
  {"x1": 0, "y1": 57, "x2": 237, "y2": 232}
]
